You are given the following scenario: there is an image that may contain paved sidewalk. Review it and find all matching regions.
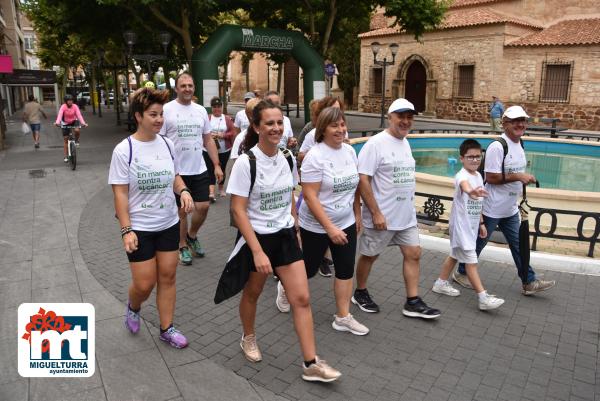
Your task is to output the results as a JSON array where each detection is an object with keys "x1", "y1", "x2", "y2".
[{"x1": 1, "y1": 107, "x2": 599, "y2": 401}]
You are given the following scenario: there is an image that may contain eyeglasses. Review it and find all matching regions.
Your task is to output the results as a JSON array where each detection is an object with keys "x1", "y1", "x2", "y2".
[{"x1": 465, "y1": 156, "x2": 482, "y2": 161}]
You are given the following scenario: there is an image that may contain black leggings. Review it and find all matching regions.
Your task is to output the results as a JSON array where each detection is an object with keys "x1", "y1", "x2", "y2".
[
  {"x1": 203, "y1": 150, "x2": 231, "y2": 186},
  {"x1": 300, "y1": 224, "x2": 357, "y2": 280}
]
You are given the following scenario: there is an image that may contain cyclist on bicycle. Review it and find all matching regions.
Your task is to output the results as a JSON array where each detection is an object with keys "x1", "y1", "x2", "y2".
[{"x1": 55, "y1": 94, "x2": 88, "y2": 162}]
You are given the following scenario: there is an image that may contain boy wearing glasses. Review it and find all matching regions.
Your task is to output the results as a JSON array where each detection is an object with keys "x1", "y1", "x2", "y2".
[
  {"x1": 452, "y1": 106, "x2": 556, "y2": 295},
  {"x1": 432, "y1": 139, "x2": 505, "y2": 310}
]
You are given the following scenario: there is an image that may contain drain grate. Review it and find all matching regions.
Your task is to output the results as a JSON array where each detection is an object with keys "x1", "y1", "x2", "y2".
[{"x1": 28, "y1": 169, "x2": 46, "y2": 178}]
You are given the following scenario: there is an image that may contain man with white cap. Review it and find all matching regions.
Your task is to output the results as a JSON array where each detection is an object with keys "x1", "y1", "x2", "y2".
[
  {"x1": 353, "y1": 98, "x2": 441, "y2": 319},
  {"x1": 453, "y1": 105, "x2": 556, "y2": 295},
  {"x1": 234, "y1": 92, "x2": 256, "y2": 135}
]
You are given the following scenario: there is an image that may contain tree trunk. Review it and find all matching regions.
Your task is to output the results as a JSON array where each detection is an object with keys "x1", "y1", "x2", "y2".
[
  {"x1": 148, "y1": 4, "x2": 193, "y2": 66},
  {"x1": 321, "y1": 0, "x2": 338, "y2": 55},
  {"x1": 276, "y1": 62, "x2": 283, "y2": 93},
  {"x1": 302, "y1": 0, "x2": 317, "y2": 43},
  {"x1": 221, "y1": 60, "x2": 228, "y2": 114},
  {"x1": 245, "y1": 60, "x2": 250, "y2": 92}
]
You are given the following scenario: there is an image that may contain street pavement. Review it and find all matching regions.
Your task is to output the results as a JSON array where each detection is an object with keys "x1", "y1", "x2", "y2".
[{"x1": 0, "y1": 104, "x2": 599, "y2": 401}]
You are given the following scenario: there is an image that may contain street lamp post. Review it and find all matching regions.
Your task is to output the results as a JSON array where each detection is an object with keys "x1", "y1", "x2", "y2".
[
  {"x1": 97, "y1": 48, "x2": 128, "y2": 125},
  {"x1": 371, "y1": 42, "x2": 399, "y2": 128},
  {"x1": 124, "y1": 30, "x2": 171, "y2": 86}
]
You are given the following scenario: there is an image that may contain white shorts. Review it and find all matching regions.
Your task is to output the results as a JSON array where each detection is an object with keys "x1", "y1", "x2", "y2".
[
  {"x1": 450, "y1": 247, "x2": 478, "y2": 264},
  {"x1": 358, "y1": 226, "x2": 420, "y2": 257}
]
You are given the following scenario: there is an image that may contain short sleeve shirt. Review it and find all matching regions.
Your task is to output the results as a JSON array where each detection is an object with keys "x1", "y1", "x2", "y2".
[
  {"x1": 209, "y1": 114, "x2": 230, "y2": 153},
  {"x1": 159, "y1": 100, "x2": 211, "y2": 176},
  {"x1": 108, "y1": 136, "x2": 180, "y2": 232},
  {"x1": 299, "y1": 142, "x2": 359, "y2": 233},
  {"x1": 229, "y1": 129, "x2": 247, "y2": 160},
  {"x1": 483, "y1": 134, "x2": 526, "y2": 218},
  {"x1": 226, "y1": 145, "x2": 299, "y2": 234},
  {"x1": 449, "y1": 168, "x2": 484, "y2": 251},
  {"x1": 358, "y1": 131, "x2": 417, "y2": 230},
  {"x1": 234, "y1": 110, "x2": 250, "y2": 131},
  {"x1": 278, "y1": 116, "x2": 294, "y2": 148}
]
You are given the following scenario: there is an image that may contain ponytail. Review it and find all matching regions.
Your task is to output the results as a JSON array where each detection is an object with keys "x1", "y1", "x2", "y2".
[{"x1": 240, "y1": 100, "x2": 282, "y2": 154}]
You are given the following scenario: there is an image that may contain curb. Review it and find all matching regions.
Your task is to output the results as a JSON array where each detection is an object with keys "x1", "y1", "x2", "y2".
[{"x1": 420, "y1": 234, "x2": 600, "y2": 276}]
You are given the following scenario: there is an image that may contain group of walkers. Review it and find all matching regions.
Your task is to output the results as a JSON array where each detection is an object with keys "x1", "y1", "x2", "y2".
[{"x1": 108, "y1": 71, "x2": 555, "y2": 384}]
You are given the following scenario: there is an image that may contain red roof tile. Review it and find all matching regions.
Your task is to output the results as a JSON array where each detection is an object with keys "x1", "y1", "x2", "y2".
[
  {"x1": 507, "y1": 18, "x2": 600, "y2": 46},
  {"x1": 359, "y1": 8, "x2": 541, "y2": 39},
  {"x1": 449, "y1": 0, "x2": 509, "y2": 9}
]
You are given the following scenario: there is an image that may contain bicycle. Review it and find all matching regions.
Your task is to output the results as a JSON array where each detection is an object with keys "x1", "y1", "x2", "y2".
[{"x1": 60, "y1": 123, "x2": 79, "y2": 170}]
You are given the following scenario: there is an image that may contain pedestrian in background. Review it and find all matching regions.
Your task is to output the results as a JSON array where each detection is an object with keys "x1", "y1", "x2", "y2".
[
  {"x1": 204, "y1": 96, "x2": 235, "y2": 201},
  {"x1": 489, "y1": 96, "x2": 504, "y2": 132},
  {"x1": 23, "y1": 95, "x2": 47, "y2": 149}
]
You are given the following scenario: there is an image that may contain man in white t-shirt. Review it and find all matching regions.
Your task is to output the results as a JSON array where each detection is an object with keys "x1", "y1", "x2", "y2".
[
  {"x1": 159, "y1": 72, "x2": 223, "y2": 265},
  {"x1": 354, "y1": 98, "x2": 440, "y2": 320},
  {"x1": 453, "y1": 105, "x2": 556, "y2": 295},
  {"x1": 233, "y1": 92, "x2": 255, "y2": 135},
  {"x1": 264, "y1": 91, "x2": 295, "y2": 149}
]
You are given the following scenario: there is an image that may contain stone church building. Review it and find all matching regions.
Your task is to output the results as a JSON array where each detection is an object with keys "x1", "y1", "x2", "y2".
[{"x1": 358, "y1": 0, "x2": 600, "y2": 130}]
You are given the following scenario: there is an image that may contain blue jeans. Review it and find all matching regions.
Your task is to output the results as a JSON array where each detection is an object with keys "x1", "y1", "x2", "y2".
[{"x1": 457, "y1": 212, "x2": 536, "y2": 284}]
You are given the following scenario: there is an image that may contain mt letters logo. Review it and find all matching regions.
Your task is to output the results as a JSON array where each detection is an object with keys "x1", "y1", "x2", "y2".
[{"x1": 18, "y1": 303, "x2": 95, "y2": 377}]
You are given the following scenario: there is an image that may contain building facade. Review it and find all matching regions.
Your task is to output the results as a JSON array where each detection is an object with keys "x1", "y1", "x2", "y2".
[{"x1": 358, "y1": 0, "x2": 600, "y2": 130}]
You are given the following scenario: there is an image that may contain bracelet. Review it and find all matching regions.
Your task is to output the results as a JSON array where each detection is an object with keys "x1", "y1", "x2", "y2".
[
  {"x1": 180, "y1": 188, "x2": 191, "y2": 196},
  {"x1": 120, "y1": 226, "x2": 133, "y2": 237}
]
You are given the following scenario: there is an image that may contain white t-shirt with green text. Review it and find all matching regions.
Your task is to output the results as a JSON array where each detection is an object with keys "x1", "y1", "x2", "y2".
[
  {"x1": 358, "y1": 130, "x2": 417, "y2": 230},
  {"x1": 229, "y1": 129, "x2": 247, "y2": 160},
  {"x1": 227, "y1": 145, "x2": 298, "y2": 234},
  {"x1": 209, "y1": 114, "x2": 230, "y2": 153},
  {"x1": 483, "y1": 134, "x2": 527, "y2": 218},
  {"x1": 159, "y1": 100, "x2": 211, "y2": 176},
  {"x1": 108, "y1": 136, "x2": 180, "y2": 232},
  {"x1": 449, "y1": 168, "x2": 484, "y2": 251},
  {"x1": 299, "y1": 142, "x2": 359, "y2": 233}
]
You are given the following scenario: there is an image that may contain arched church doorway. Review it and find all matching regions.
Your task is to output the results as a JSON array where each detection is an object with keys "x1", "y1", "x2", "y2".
[{"x1": 405, "y1": 60, "x2": 426, "y2": 113}]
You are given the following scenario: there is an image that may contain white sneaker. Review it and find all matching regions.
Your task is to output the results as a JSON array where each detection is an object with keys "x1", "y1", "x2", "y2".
[
  {"x1": 63, "y1": 157, "x2": 68, "y2": 163},
  {"x1": 432, "y1": 280, "x2": 461, "y2": 297},
  {"x1": 479, "y1": 293, "x2": 505, "y2": 310},
  {"x1": 275, "y1": 280, "x2": 290, "y2": 313},
  {"x1": 331, "y1": 313, "x2": 369, "y2": 336}
]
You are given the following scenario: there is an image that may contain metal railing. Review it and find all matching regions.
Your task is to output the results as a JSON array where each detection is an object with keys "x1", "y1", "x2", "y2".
[
  {"x1": 415, "y1": 191, "x2": 600, "y2": 257},
  {"x1": 349, "y1": 127, "x2": 600, "y2": 141}
]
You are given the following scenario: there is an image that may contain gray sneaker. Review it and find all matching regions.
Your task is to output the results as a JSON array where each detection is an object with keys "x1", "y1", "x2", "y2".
[
  {"x1": 452, "y1": 270, "x2": 473, "y2": 289},
  {"x1": 332, "y1": 314, "x2": 369, "y2": 336},
  {"x1": 522, "y1": 279, "x2": 556, "y2": 296}
]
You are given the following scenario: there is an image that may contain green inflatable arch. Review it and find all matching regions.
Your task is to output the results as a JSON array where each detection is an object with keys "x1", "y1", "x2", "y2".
[{"x1": 192, "y1": 25, "x2": 325, "y2": 123}]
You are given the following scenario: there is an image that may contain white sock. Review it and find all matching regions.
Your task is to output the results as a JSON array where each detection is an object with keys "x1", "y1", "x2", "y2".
[
  {"x1": 477, "y1": 291, "x2": 487, "y2": 301},
  {"x1": 435, "y1": 278, "x2": 448, "y2": 286}
]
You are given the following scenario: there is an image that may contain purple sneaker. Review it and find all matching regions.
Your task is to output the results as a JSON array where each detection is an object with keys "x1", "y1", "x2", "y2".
[
  {"x1": 124, "y1": 304, "x2": 140, "y2": 334},
  {"x1": 159, "y1": 326, "x2": 188, "y2": 349}
]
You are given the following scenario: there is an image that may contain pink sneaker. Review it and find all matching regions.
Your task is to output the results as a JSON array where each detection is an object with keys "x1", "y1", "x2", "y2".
[{"x1": 159, "y1": 326, "x2": 188, "y2": 349}]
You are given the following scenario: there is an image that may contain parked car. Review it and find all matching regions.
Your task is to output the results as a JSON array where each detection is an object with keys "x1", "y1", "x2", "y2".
[
  {"x1": 104, "y1": 91, "x2": 114, "y2": 105},
  {"x1": 77, "y1": 91, "x2": 91, "y2": 105}
]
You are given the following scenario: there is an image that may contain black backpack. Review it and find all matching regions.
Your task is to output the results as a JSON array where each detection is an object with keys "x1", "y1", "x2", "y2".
[{"x1": 479, "y1": 137, "x2": 524, "y2": 183}]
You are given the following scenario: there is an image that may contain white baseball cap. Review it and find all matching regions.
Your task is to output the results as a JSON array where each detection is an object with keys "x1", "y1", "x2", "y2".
[
  {"x1": 244, "y1": 92, "x2": 256, "y2": 100},
  {"x1": 388, "y1": 98, "x2": 417, "y2": 115},
  {"x1": 502, "y1": 105, "x2": 529, "y2": 119}
]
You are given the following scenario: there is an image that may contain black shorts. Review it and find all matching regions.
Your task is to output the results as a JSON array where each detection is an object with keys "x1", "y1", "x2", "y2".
[
  {"x1": 175, "y1": 172, "x2": 210, "y2": 205},
  {"x1": 203, "y1": 150, "x2": 231, "y2": 185},
  {"x1": 61, "y1": 121, "x2": 80, "y2": 136},
  {"x1": 237, "y1": 227, "x2": 303, "y2": 271},
  {"x1": 127, "y1": 222, "x2": 180, "y2": 263},
  {"x1": 300, "y1": 224, "x2": 357, "y2": 280}
]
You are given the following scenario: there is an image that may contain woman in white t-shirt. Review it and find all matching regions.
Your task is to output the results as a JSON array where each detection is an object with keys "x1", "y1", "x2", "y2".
[
  {"x1": 203, "y1": 97, "x2": 235, "y2": 201},
  {"x1": 298, "y1": 107, "x2": 369, "y2": 336},
  {"x1": 223, "y1": 98, "x2": 260, "y2": 191},
  {"x1": 108, "y1": 88, "x2": 194, "y2": 349},
  {"x1": 224, "y1": 100, "x2": 341, "y2": 383}
]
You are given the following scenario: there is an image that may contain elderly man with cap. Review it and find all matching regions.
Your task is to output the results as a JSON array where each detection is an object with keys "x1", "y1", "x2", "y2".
[
  {"x1": 489, "y1": 96, "x2": 504, "y2": 132},
  {"x1": 234, "y1": 92, "x2": 256, "y2": 135},
  {"x1": 352, "y1": 98, "x2": 441, "y2": 319},
  {"x1": 453, "y1": 105, "x2": 556, "y2": 295}
]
